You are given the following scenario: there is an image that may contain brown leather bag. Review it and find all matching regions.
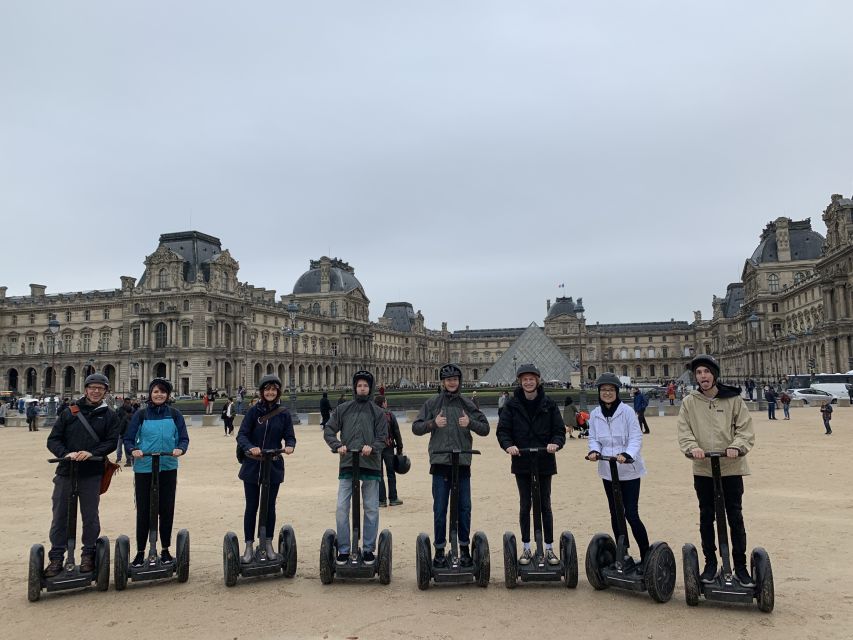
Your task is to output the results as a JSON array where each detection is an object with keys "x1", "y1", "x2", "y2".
[{"x1": 70, "y1": 405, "x2": 122, "y2": 494}]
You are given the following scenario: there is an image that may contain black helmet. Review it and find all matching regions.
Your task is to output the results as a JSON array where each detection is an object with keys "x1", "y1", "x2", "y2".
[
  {"x1": 690, "y1": 354, "x2": 720, "y2": 380},
  {"x1": 148, "y1": 377, "x2": 173, "y2": 395},
  {"x1": 84, "y1": 373, "x2": 110, "y2": 390},
  {"x1": 516, "y1": 363, "x2": 541, "y2": 378},
  {"x1": 595, "y1": 372, "x2": 622, "y2": 389},
  {"x1": 439, "y1": 363, "x2": 462, "y2": 380},
  {"x1": 352, "y1": 370, "x2": 374, "y2": 393},
  {"x1": 258, "y1": 374, "x2": 282, "y2": 391},
  {"x1": 393, "y1": 454, "x2": 411, "y2": 474}
]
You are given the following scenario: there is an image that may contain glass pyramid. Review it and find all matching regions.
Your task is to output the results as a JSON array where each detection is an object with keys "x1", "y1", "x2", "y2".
[{"x1": 479, "y1": 322, "x2": 577, "y2": 385}]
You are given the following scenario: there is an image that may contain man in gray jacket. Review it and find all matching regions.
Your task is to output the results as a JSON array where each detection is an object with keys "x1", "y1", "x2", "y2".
[
  {"x1": 324, "y1": 370, "x2": 387, "y2": 566},
  {"x1": 413, "y1": 364, "x2": 490, "y2": 568}
]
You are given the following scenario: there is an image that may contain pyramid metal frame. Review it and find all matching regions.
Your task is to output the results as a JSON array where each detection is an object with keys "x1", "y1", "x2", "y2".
[{"x1": 479, "y1": 322, "x2": 577, "y2": 385}]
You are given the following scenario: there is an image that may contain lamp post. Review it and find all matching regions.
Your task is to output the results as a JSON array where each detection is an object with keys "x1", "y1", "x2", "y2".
[
  {"x1": 284, "y1": 301, "x2": 304, "y2": 424},
  {"x1": 48, "y1": 318, "x2": 60, "y2": 416},
  {"x1": 512, "y1": 355, "x2": 518, "y2": 385},
  {"x1": 748, "y1": 313, "x2": 760, "y2": 380},
  {"x1": 576, "y1": 304, "x2": 587, "y2": 410}
]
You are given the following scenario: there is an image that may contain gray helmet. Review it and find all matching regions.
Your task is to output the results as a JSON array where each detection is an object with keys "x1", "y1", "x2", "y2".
[
  {"x1": 516, "y1": 363, "x2": 541, "y2": 378},
  {"x1": 690, "y1": 354, "x2": 720, "y2": 380},
  {"x1": 595, "y1": 372, "x2": 622, "y2": 390},
  {"x1": 84, "y1": 373, "x2": 110, "y2": 390},
  {"x1": 439, "y1": 363, "x2": 462, "y2": 380},
  {"x1": 258, "y1": 374, "x2": 282, "y2": 391},
  {"x1": 148, "y1": 377, "x2": 173, "y2": 395}
]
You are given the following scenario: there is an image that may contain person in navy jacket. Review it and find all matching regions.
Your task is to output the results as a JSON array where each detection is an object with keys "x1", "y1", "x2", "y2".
[
  {"x1": 236, "y1": 374, "x2": 296, "y2": 562},
  {"x1": 632, "y1": 387, "x2": 651, "y2": 434},
  {"x1": 124, "y1": 377, "x2": 190, "y2": 567}
]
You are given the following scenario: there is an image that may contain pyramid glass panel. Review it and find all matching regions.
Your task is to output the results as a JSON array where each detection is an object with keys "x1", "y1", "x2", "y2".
[{"x1": 479, "y1": 322, "x2": 577, "y2": 385}]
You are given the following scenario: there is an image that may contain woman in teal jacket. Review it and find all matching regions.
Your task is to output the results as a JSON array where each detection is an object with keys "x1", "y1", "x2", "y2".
[{"x1": 123, "y1": 377, "x2": 190, "y2": 567}]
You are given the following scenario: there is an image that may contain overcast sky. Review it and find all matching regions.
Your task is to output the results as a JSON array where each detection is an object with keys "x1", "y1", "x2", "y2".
[{"x1": 2, "y1": 1, "x2": 852, "y2": 331}]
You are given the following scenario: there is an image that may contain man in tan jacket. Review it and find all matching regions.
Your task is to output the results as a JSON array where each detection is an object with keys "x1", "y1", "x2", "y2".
[{"x1": 677, "y1": 355, "x2": 755, "y2": 588}]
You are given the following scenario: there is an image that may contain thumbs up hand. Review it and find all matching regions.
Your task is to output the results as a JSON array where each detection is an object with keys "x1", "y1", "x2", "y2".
[
  {"x1": 458, "y1": 411, "x2": 470, "y2": 428},
  {"x1": 435, "y1": 410, "x2": 447, "y2": 428}
]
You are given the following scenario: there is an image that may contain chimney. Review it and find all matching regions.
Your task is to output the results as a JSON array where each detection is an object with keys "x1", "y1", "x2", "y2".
[
  {"x1": 30, "y1": 284, "x2": 46, "y2": 298},
  {"x1": 546, "y1": 299, "x2": 551, "y2": 312},
  {"x1": 0, "y1": 286, "x2": 6, "y2": 300}
]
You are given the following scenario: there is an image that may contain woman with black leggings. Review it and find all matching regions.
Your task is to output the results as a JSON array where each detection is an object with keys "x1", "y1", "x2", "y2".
[{"x1": 586, "y1": 373, "x2": 650, "y2": 568}]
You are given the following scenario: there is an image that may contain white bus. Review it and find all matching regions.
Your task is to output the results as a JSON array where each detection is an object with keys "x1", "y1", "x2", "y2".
[{"x1": 785, "y1": 373, "x2": 853, "y2": 398}]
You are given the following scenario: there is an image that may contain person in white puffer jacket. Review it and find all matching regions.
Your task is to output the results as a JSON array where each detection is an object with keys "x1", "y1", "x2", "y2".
[{"x1": 586, "y1": 372, "x2": 650, "y2": 568}]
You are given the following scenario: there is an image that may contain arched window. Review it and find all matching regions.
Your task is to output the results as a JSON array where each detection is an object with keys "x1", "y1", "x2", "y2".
[
  {"x1": 312, "y1": 302, "x2": 320, "y2": 315},
  {"x1": 158, "y1": 269, "x2": 168, "y2": 289},
  {"x1": 635, "y1": 365, "x2": 642, "y2": 378},
  {"x1": 154, "y1": 322, "x2": 167, "y2": 349},
  {"x1": 768, "y1": 273, "x2": 779, "y2": 292},
  {"x1": 621, "y1": 365, "x2": 628, "y2": 376}
]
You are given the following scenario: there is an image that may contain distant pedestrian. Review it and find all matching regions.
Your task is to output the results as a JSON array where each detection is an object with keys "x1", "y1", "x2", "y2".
[
  {"x1": 667, "y1": 382, "x2": 676, "y2": 406},
  {"x1": 26, "y1": 401, "x2": 39, "y2": 431},
  {"x1": 471, "y1": 391, "x2": 480, "y2": 409},
  {"x1": 320, "y1": 392, "x2": 332, "y2": 428},
  {"x1": 764, "y1": 386, "x2": 777, "y2": 420},
  {"x1": 632, "y1": 388, "x2": 651, "y2": 434},
  {"x1": 780, "y1": 391, "x2": 791, "y2": 420},
  {"x1": 235, "y1": 385, "x2": 245, "y2": 415},
  {"x1": 222, "y1": 397, "x2": 235, "y2": 435},
  {"x1": 820, "y1": 401, "x2": 833, "y2": 435},
  {"x1": 563, "y1": 396, "x2": 578, "y2": 438},
  {"x1": 205, "y1": 387, "x2": 215, "y2": 415},
  {"x1": 376, "y1": 395, "x2": 404, "y2": 507},
  {"x1": 337, "y1": 392, "x2": 346, "y2": 407},
  {"x1": 498, "y1": 391, "x2": 509, "y2": 417}
]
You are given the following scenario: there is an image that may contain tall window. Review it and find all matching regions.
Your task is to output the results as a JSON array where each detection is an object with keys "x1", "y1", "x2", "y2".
[
  {"x1": 65, "y1": 311, "x2": 71, "y2": 322},
  {"x1": 768, "y1": 273, "x2": 779, "y2": 292},
  {"x1": 103, "y1": 308, "x2": 110, "y2": 320},
  {"x1": 155, "y1": 323, "x2": 167, "y2": 349},
  {"x1": 330, "y1": 341, "x2": 338, "y2": 357},
  {"x1": 64, "y1": 334, "x2": 72, "y2": 352},
  {"x1": 182, "y1": 325, "x2": 190, "y2": 347},
  {"x1": 132, "y1": 327, "x2": 140, "y2": 349},
  {"x1": 208, "y1": 326, "x2": 215, "y2": 347},
  {"x1": 84, "y1": 310, "x2": 90, "y2": 321},
  {"x1": 158, "y1": 269, "x2": 168, "y2": 289},
  {"x1": 82, "y1": 333, "x2": 91, "y2": 352},
  {"x1": 224, "y1": 324, "x2": 232, "y2": 349},
  {"x1": 662, "y1": 347, "x2": 668, "y2": 358},
  {"x1": 99, "y1": 330, "x2": 110, "y2": 350},
  {"x1": 184, "y1": 299, "x2": 190, "y2": 311},
  {"x1": 647, "y1": 347, "x2": 655, "y2": 358},
  {"x1": 29, "y1": 313, "x2": 35, "y2": 324},
  {"x1": 27, "y1": 335, "x2": 35, "y2": 353},
  {"x1": 330, "y1": 301, "x2": 337, "y2": 317}
]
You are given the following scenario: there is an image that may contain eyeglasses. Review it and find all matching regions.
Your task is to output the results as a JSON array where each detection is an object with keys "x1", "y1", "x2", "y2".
[{"x1": 87, "y1": 386, "x2": 106, "y2": 392}]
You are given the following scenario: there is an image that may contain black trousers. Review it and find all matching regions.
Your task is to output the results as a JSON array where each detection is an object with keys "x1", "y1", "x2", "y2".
[
  {"x1": 636, "y1": 410, "x2": 650, "y2": 433},
  {"x1": 223, "y1": 416, "x2": 234, "y2": 434},
  {"x1": 243, "y1": 480, "x2": 280, "y2": 542},
  {"x1": 379, "y1": 447, "x2": 398, "y2": 502},
  {"x1": 602, "y1": 478, "x2": 650, "y2": 561},
  {"x1": 515, "y1": 473, "x2": 554, "y2": 544},
  {"x1": 134, "y1": 470, "x2": 178, "y2": 552},
  {"x1": 693, "y1": 474, "x2": 747, "y2": 567}
]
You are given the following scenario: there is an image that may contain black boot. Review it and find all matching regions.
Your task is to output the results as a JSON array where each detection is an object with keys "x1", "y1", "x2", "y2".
[
  {"x1": 460, "y1": 545, "x2": 473, "y2": 568},
  {"x1": 700, "y1": 558, "x2": 718, "y2": 584},
  {"x1": 433, "y1": 548, "x2": 447, "y2": 569}
]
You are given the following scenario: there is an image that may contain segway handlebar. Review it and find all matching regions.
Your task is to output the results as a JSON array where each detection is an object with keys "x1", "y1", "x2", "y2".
[
  {"x1": 588, "y1": 454, "x2": 634, "y2": 463},
  {"x1": 434, "y1": 449, "x2": 481, "y2": 455},
  {"x1": 140, "y1": 451, "x2": 178, "y2": 457},
  {"x1": 517, "y1": 447, "x2": 551, "y2": 454},
  {"x1": 48, "y1": 456, "x2": 104, "y2": 463},
  {"x1": 684, "y1": 449, "x2": 743, "y2": 459}
]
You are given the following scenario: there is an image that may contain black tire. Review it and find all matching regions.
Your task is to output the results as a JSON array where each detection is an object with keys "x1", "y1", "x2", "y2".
[
  {"x1": 95, "y1": 536, "x2": 110, "y2": 592},
  {"x1": 279, "y1": 525, "x2": 297, "y2": 579},
  {"x1": 415, "y1": 533, "x2": 431, "y2": 591},
  {"x1": 176, "y1": 529, "x2": 190, "y2": 583},
  {"x1": 752, "y1": 548, "x2": 775, "y2": 613},
  {"x1": 114, "y1": 535, "x2": 130, "y2": 591},
  {"x1": 223, "y1": 532, "x2": 240, "y2": 587},
  {"x1": 682, "y1": 543, "x2": 701, "y2": 607},
  {"x1": 560, "y1": 531, "x2": 578, "y2": 588},
  {"x1": 319, "y1": 529, "x2": 336, "y2": 585},
  {"x1": 28, "y1": 544, "x2": 44, "y2": 603},
  {"x1": 584, "y1": 533, "x2": 615, "y2": 591},
  {"x1": 645, "y1": 542, "x2": 676, "y2": 603},
  {"x1": 378, "y1": 529, "x2": 392, "y2": 585},
  {"x1": 473, "y1": 531, "x2": 490, "y2": 588},
  {"x1": 503, "y1": 532, "x2": 518, "y2": 589}
]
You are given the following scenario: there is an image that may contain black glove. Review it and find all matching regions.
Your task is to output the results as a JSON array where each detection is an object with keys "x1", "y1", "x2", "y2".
[
  {"x1": 585, "y1": 451, "x2": 601, "y2": 461},
  {"x1": 619, "y1": 452, "x2": 635, "y2": 463}
]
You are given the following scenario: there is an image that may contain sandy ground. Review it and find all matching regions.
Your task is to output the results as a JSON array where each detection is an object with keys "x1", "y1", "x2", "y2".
[{"x1": 1, "y1": 404, "x2": 851, "y2": 640}]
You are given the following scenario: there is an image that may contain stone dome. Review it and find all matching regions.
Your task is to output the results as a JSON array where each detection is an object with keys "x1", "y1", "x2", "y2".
[
  {"x1": 546, "y1": 296, "x2": 581, "y2": 319},
  {"x1": 292, "y1": 257, "x2": 363, "y2": 295}
]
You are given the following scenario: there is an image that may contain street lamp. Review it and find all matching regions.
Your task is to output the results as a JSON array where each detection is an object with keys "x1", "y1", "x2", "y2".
[
  {"x1": 748, "y1": 313, "x2": 760, "y2": 379},
  {"x1": 283, "y1": 301, "x2": 304, "y2": 424},
  {"x1": 48, "y1": 318, "x2": 60, "y2": 416},
  {"x1": 512, "y1": 355, "x2": 518, "y2": 385},
  {"x1": 576, "y1": 303, "x2": 587, "y2": 410}
]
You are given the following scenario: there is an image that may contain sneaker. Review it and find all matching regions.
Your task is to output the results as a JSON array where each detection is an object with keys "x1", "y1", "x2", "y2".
[
  {"x1": 363, "y1": 552, "x2": 375, "y2": 565},
  {"x1": 132, "y1": 552, "x2": 145, "y2": 568},
  {"x1": 389, "y1": 498, "x2": 403, "y2": 506},
  {"x1": 700, "y1": 561, "x2": 718, "y2": 584},
  {"x1": 735, "y1": 565, "x2": 755, "y2": 587},
  {"x1": 160, "y1": 549, "x2": 174, "y2": 564},
  {"x1": 433, "y1": 550, "x2": 448, "y2": 569},
  {"x1": 518, "y1": 548, "x2": 533, "y2": 566},
  {"x1": 336, "y1": 553, "x2": 349, "y2": 565},
  {"x1": 460, "y1": 546, "x2": 473, "y2": 568},
  {"x1": 378, "y1": 501, "x2": 388, "y2": 508},
  {"x1": 44, "y1": 558, "x2": 63, "y2": 578},
  {"x1": 545, "y1": 548, "x2": 560, "y2": 566},
  {"x1": 80, "y1": 552, "x2": 95, "y2": 573}
]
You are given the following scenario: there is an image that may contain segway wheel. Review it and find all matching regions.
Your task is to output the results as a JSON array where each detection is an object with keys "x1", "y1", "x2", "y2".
[
  {"x1": 319, "y1": 529, "x2": 336, "y2": 585},
  {"x1": 560, "y1": 531, "x2": 578, "y2": 588},
  {"x1": 95, "y1": 536, "x2": 110, "y2": 592},
  {"x1": 279, "y1": 525, "x2": 297, "y2": 579},
  {"x1": 223, "y1": 532, "x2": 240, "y2": 587},
  {"x1": 415, "y1": 533, "x2": 431, "y2": 591},
  {"x1": 682, "y1": 543, "x2": 701, "y2": 607},
  {"x1": 469, "y1": 531, "x2": 488, "y2": 587},
  {"x1": 645, "y1": 542, "x2": 676, "y2": 603},
  {"x1": 114, "y1": 535, "x2": 130, "y2": 591},
  {"x1": 503, "y1": 532, "x2": 518, "y2": 589},
  {"x1": 378, "y1": 529, "x2": 392, "y2": 585},
  {"x1": 27, "y1": 544, "x2": 44, "y2": 602},
  {"x1": 176, "y1": 529, "x2": 190, "y2": 583},
  {"x1": 751, "y1": 547, "x2": 774, "y2": 613},
  {"x1": 584, "y1": 533, "x2": 615, "y2": 591}
]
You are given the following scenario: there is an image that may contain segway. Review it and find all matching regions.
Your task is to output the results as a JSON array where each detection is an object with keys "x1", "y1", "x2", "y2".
[
  {"x1": 682, "y1": 451, "x2": 774, "y2": 612},
  {"x1": 503, "y1": 447, "x2": 577, "y2": 588},
  {"x1": 223, "y1": 448, "x2": 297, "y2": 586},
  {"x1": 28, "y1": 457, "x2": 110, "y2": 601},
  {"x1": 415, "y1": 449, "x2": 489, "y2": 590},
  {"x1": 584, "y1": 455, "x2": 676, "y2": 602},
  {"x1": 114, "y1": 452, "x2": 189, "y2": 589},
  {"x1": 319, "y1": 448, "x2": 392, "y2": 584}
]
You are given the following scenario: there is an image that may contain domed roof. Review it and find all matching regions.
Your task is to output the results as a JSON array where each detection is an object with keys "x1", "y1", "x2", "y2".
[
  {"x1": 546, "y1": 296, "x2": 581, "y2": 319},
  {"x1": 749, "y1": 219, "x2": 824, "y2": 264},
  {"x1": 293, "y1": 257, "x2": 363, "y2": 295}
]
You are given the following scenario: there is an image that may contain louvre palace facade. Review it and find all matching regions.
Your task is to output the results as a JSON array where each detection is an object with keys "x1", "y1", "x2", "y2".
[{"x1": 2, "y1": 192, "x2": 852, "y2": 398}]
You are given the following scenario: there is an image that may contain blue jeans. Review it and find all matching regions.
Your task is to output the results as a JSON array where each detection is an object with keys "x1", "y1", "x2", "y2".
[
  {"x1": 782, "y1": 404, "x2": 790, "y2": 418},
  {"x1": 432, "y1": 473, "x2": 471, "y2": 548},
  {"x1": 236, "y1": 401, "x2": 244, "y2": 415},
  {"x1": 336, "y1": 478, "x2": 379, "y2": 554}
]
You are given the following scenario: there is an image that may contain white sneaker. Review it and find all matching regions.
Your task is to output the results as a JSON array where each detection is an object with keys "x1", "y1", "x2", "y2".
[
  {"x1": 545, "y1": 549, "x2": 560, "y2": 566},
  {"x1": 519, "y1": 548, "x2": 533, "y2": 565}
]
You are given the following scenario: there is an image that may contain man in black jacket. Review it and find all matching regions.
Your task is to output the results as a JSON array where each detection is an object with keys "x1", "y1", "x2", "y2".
[
  {"x1": 44, "y1": 373, "x2": 119, "y2": 577},
  {"x1": 376, "y1": 395, "x2": 404, "y2": 507},
  {"x1": 496, "y1": 364, "x2": 566, "y2": 566}
]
